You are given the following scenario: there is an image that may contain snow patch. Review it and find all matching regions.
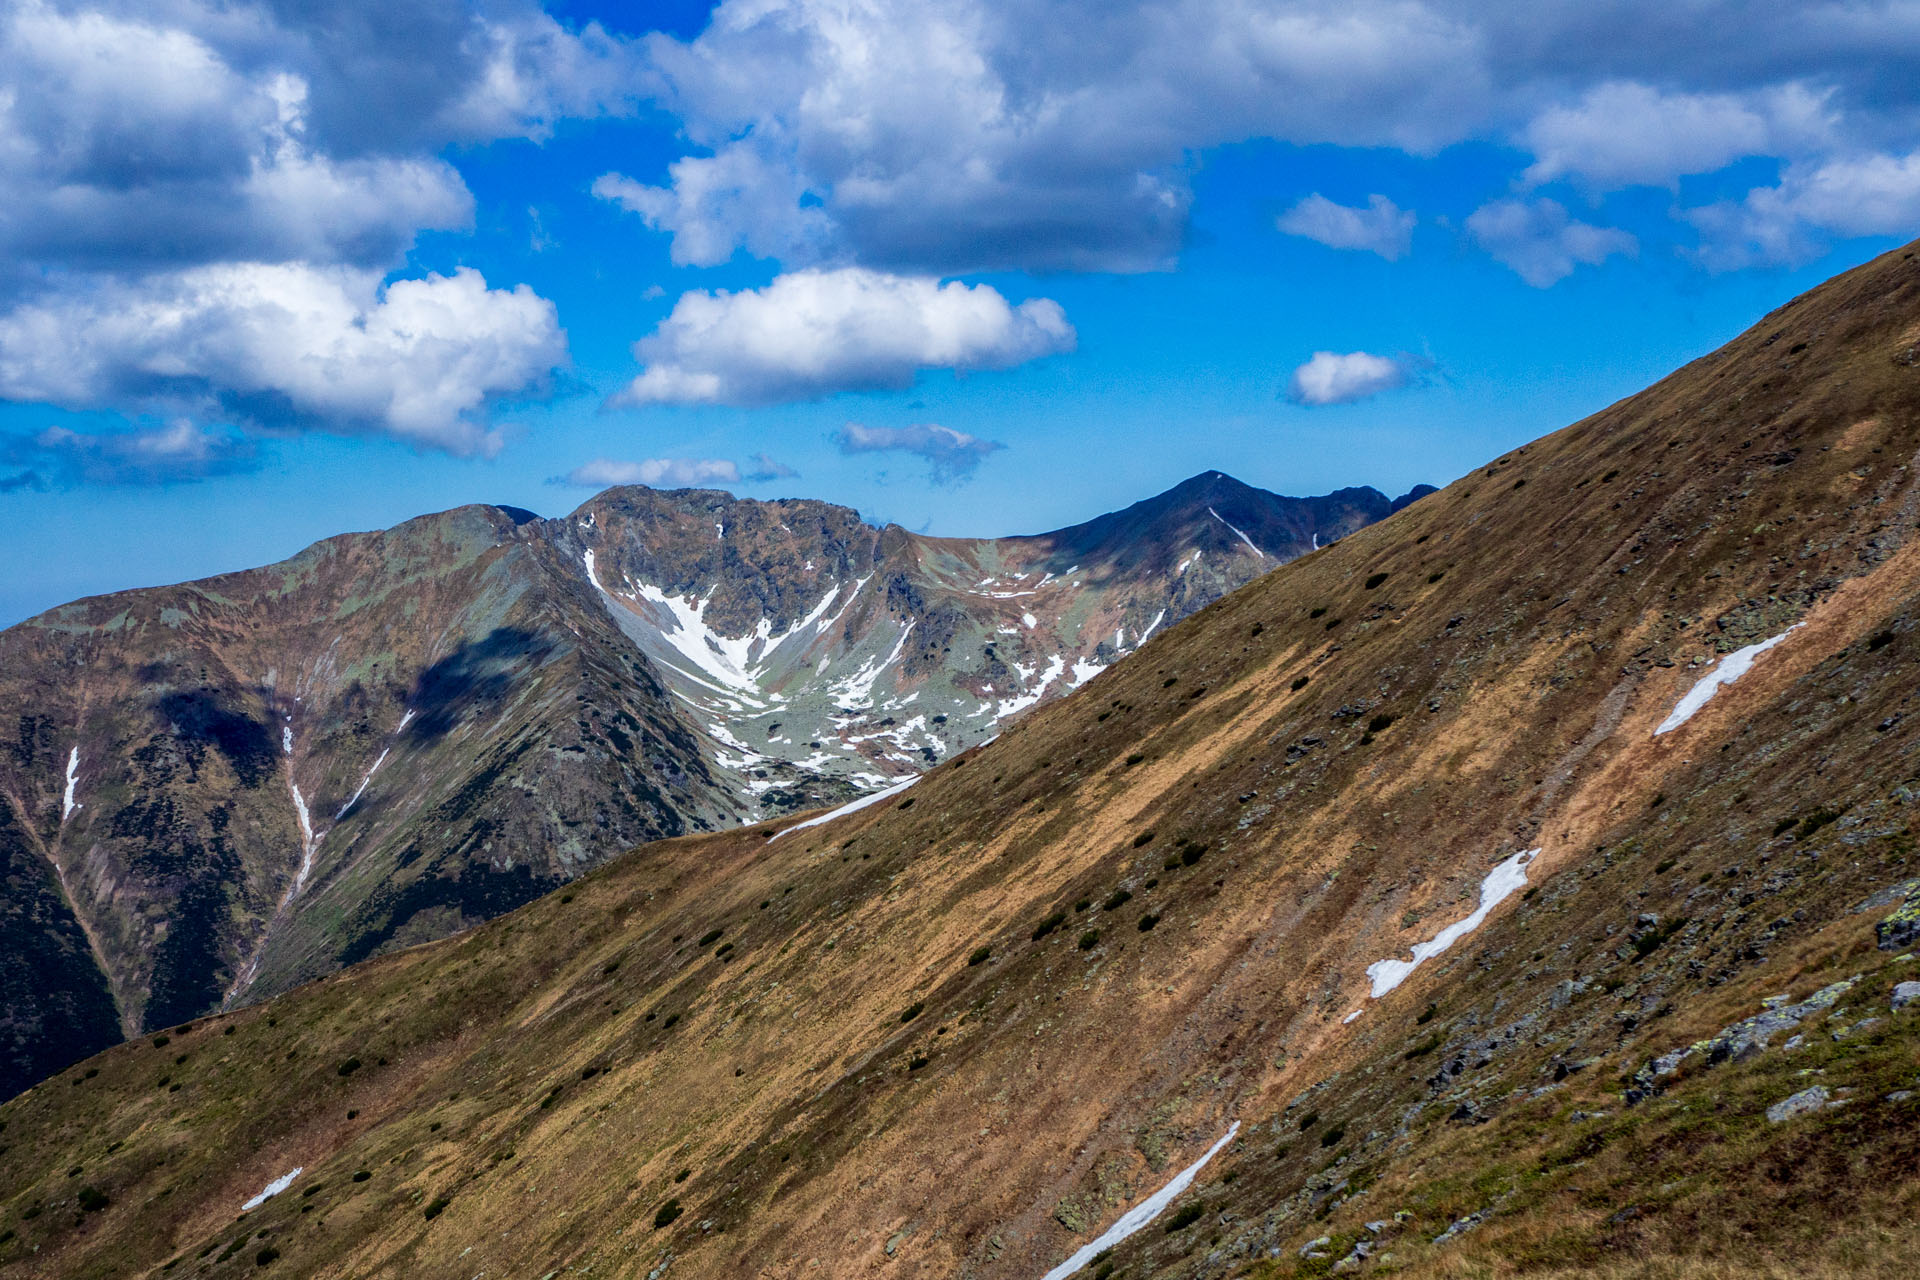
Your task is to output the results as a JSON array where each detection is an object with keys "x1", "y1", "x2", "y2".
[
  {"x1": 241, "y1": 1168, "x2": 303, "y2": 1212},
  {"x1": 1039, "y1": 1122, "x2": 1240, "y2": 1280},
  {"x1": 335, "y1": 749, "x2": 389, "y2": 820},
  {"x1": 1069, "y1": 658, "x2": 1106, "y2": 687},
  {"x1": 1022, "y1": 611, "x2": 1038, "y2": 629},
  {"x1": 1137, "y1": 609, "x2": 1168, "y2": 644},
  {"x1": 1654, "y1": 626, "x2": 1803, "y2": 735},
  {"x1": 288, "y1": 784, "x2": 321, "y2": 895},
  {"x1": 61, "y1": 746, "x2": 80, "y2": 821},
  {"x1": 771, "y1": 776, "x2": 919, "y2": 841},
  {"x1": 1365, "y1": 849, "x2": 1538, "y2": 999},
  {"x1": 281, "y1": 725, "x2": 292, "y2": 755}
]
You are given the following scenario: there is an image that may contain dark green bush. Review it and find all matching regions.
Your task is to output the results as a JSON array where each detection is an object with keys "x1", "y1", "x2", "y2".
[
  {"x1": 1291, "y1": 675, "x2": 1309, "y2": 691},
  {"x1": 1415, "y1": 1002, "x2": 1437, "y2": 1025},
  {"x1": 337, "y1": 1057, "x2": 361, "y2": 1077},
  {"x1": 1366, "y1": 714, "x2": 1394, "y2": 733},
  {"x1": 674, "y1": 1168, "x2": 690, "y2": 1183},
  {"x1": 1796, "y1": 809, "x2": 1840, "y2": 840},
  {"x1": 654, "y1": 1198, "x2": 683, "y2": 1229},
  {"x1": 1074, "y1": 898, "x2": 1091, "y2": 912},
  {"x1": 1164, "y1": 1202, "x2": 1205, "y2": 1232},
  {"x1": 1078, "y1": 930, "x2": 1101, "y2": 950},
  {"x1": 1125, "y1": 753, "x2": 1145, "y2": 766},
  {"x1": 900, "y1": 1001, "x2": 925, "y2": 1023},
  {"x1": 1137, "y1": 913, "x2": 1160, "y2": 932},
  {"x1": 1309, "y1": 606, "x2": 1327, "y2": 618},
  {"x1": 1869, "y1": 630, "x2": 1896, "y2": 651},
  {"x1": 1032, "y1": 911, "x2": 1067, "y2": 940},
  {"x1": 1103, "y1": 889, "x2": 1132, "y2": 911},
  {"x1": 697, "y1": 928, "x2": 724, "y2": 947},
  {"x1": 908, "y1": 1055, "x2": 930, "y2": 1071},
  {"x1": 968, "y1": 946, "x2": 992, "y2": 966},
  {"x1": 1404, "y1": 1035, "x2": 1441, "y2": 1059},
  {"x1": 1180, "y1": 844, "x2": 1205, "y2": 867},
  {"x1": 1364, "y1": 572, "x2": 1389, "y2": 590},
  {"x1": 1133, "y1": 831, "x2": 1156, "y2": 847},
  {"x1": 1319, "y1": 1125, "x2": 1345, "y2": 1148},
  {"x1": 1427, "y1": 570, "x2": 1445, "y2": 583},
  {"x1": 1297, "y1": 1111, "x2": 1320, "y2": 1132},
  {"x1": 151, "y1": 1034, "x2": 170, "y2": 1049},
  {"x1": 76, "y1": 1186, "x2": 109, "y2": 1213},
  {"x1": 255, "y1": 1246, "x2": 280, "y2": 1266},
  {"x1": 351, "y1": 1171, "x2": 371, "y2": 1183},
  {"x1": 423, "y1": 1196, "x2": 450, "y2": 1220}
]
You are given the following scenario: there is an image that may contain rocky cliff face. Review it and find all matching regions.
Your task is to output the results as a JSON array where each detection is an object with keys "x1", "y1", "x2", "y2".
[{"x1": 0, "y1": 472, "x2": 1400, "y2": 1096}]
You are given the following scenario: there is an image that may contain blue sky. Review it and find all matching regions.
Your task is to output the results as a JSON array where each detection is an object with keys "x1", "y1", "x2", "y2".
[{"x1": 2, "y1": 2, "x2": 1918, "y2": 626}]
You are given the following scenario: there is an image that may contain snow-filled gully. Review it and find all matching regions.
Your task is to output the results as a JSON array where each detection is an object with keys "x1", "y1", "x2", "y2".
[
  {"x1": 61, "y1": 745, "x2": 80, "y2": 822},
  {"x1": 769, "y1": 776, "x2": 919, "y2": 840},
  {"x1": 1357, "y1": 848, "x2": 1539, "y2": 1010},
  {"x1": 1039, "y1": 1122, "x2": 1240, "y2": 1280}
]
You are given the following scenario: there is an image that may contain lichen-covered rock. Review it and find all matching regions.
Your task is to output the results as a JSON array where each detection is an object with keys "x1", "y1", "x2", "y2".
[
  {"x1": 1767, "y1": 1085, "x2": 1832, "y2": 1123},
  {"x1": 1891, "y1": 980, "x2": 1920, "y2": 1012},
  {"x1": 1881, "y1": 889, "x2": 1920, "y2": 951},
  {"x1": 1628, "y1": 976, "x2": 1858, "y2": 1101}
]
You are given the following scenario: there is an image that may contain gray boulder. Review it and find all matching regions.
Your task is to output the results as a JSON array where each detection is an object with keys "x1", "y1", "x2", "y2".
[{"x1": 1766, "y1": 1085, "x2": 1831, "y2": 1124}]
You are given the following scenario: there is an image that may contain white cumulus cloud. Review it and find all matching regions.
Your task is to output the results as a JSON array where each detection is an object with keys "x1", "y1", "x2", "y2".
[
  {"x1": 1285, "y1": 351, "x2": 1416, "y2": 407},
  {"x1": 615, "y1": 268, "x2": 1074, "y2": 407},
  {"x1": 1687, "y1": 150, "x2": 1920, "y2": 270},
  {"x1": 1521, "y1": 81, "x2": 1834, "y2": 192},
  {"x1": 1277, "y1": 194, "x2": 1416, "y2": 260},
  {"x1": 1466, "y1": 198, "x2": 1638, "y2": 288},
  {"x1": 0, "y1": 265, "x2": 565, "y2": 455}
]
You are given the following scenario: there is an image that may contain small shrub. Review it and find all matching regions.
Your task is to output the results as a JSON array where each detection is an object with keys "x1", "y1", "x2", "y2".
[
  {"x1": 674, "y1": 1168, "x2": 690, "y2": 1183},
  {"x1": 1364, "y1": 572, "x2": 1389, "y2": 590},
  {"x1": 1796, "y1": 809, "x2": 1841, "y2": 840},
  {"x1": 1325, "y1": 618, "x2": 1342, "y2": 630},
  {"x1": 1164, "y1": 1202, "x2": 1205, "y2": 1233},
  {"x1": 77, "y1": 1186, "x2": 109, "y2": 1213},
  {"x1": 1162, "y1": 677, "x2": 1178, "y2": 688},
  {"x1": 151, "y1": 1034, "x2": 171, "y2": 1049},
  {"x1": 968, "y1": 946, "x2": 992, "y2": 966},
  {"x1": 908, "y1": 1055, "x2": 930, "y2": 1071},
  {"x1": 1078, "y1": 930, "x2": 1101, "y2": 951},
  {"x1": 1366, "y1": 714, "x2": 1394, "y2": 733},
  {"x1": 1133, "y1": 831, "x2": 1156, "y2": 847},
  {"x1": 697, "y1": 928, "x2": 724, "y2": 948},
  {"x1": 1319, "y1": 1125, "x2": 1345, "y2": 1148},
  {"x1": 255, "y1": 1246, "x2": 280, "y2": 1266},
  {"x1": 1427, "y1": 570, "x2": 1445, "y2": 583},
  {"x1": 1250, "y1": 622, "x2": 1264, "y2": 637},
  {"x1": 1404, "y1": 1034, "x2": 1441, "y2": 1059},
  {"x1": 1291, "y1": 675, "x2": 1309, "y2": 691},
  {"x1": 1103, "y1": 889, "x2": 1132, "y2": 911},
  {"x1": 351, "y1": 1171, "x2": 371, "y2": 1183},
  {"x1": 900, "y1": 1001, "x2": 925, "y2": 1023},
  {"x1": 1180, "y1": 844, "x2": 1205, "y2": 867},
  {"x1": 1772, "y1": 816, "x2": 1797, "y2": 836},
  {"x1": 1125, "y1": 753, "x2": 1145, "y2": 766},
  {"x1": 1297, "y1": 1111, "x2": 1320, "y2": 1132},
  {"x1": 1869, "y1": 630, "x2": 1896, "y2": 651},
  {"x1": 1309, "y1": 606, "x2": 1327, "y2": 619},
  {"x1": 1164, "y1": 855, "x2": 1180, "y2": 870},
  {"x1": 653, "y1": 1199, "x2": 683, "y2": 1229},
  {"x1": 1032, "y1": 911, "x2": 1067, "y2": 940},
  {"x1": 715, "y1": 942, "x2": 734, "y2": 959},
  {"x1": 337, "y1": 1057, "x2": 361, "y2": 1077},
  {"x1": 663, "y1": 1013, "x2": 680, "y2": 1029},
  {"x1": 1074, "y1": 897, "x2": 1091, "y2": 912},
  {"x1": 1601, "y1": 469, "x2": 1619, "y2": 482},
  {"x1": 1654, "y1": 858, "x2": 1677, "y2": 875},
  {"x1": 1416, "y1": 1002, "x2": 1437, "y2": 1024},
  {"x1": 1137, "y1": 913, "x2": 1161, "y2": 932},
  {"x1": 423, "y1": 1196, "x2": 450, "y2": 1220}
]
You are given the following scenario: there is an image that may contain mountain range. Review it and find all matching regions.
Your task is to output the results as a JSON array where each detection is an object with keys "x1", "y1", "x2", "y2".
[{"x1": 0, "y1": 471, "x2": 1423, "y2": 1099}]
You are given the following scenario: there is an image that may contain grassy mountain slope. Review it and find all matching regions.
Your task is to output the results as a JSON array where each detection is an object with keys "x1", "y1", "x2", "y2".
[{"x1": 9, "y1": 245, "x2": 1920, "y2": 1279}]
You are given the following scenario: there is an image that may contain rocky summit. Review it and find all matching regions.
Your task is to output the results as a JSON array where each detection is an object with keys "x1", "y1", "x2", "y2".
[{"x1": 0, "y1": 472, "x2": 1406, "y2": 1098}]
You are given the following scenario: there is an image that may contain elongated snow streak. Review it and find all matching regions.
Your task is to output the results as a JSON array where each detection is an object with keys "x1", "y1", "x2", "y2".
[
  {"x1": 288, "y1": 785, "x2": 319, "y2": 894},
  {"x1": 1039, "y1": 1122, "x2": 1240, "y2": 1280},
  {"x1": 771, "y1": 777, "x2": 918, "y2": 841},
  {"x1": 1654, "y1": 625, "x2": 1803, "y2": 735},
  {"x1": 336, "y1": 749, "x2": 389, "y2": 820},
  {"x1": 62, "y1": 746, "x2": 80, "y2": 821},
  {"x1": 1137, "y1": 609, "x2": 1168, "y2": 644},
  {"x1": 1365, "y1": 849, "x2": 1538, "y2": 998},
  {"x1": 281, "y1": 725, "x2": 292, "y2": 755},
  {"x1": 241, "y1": 1168, "x2": 302, "y2": 1212},
  {"x1": 1209, "y1": 507, "x2": 1266, "y2": 558},
  {"x1": 1311, "y1": 532, "x2": 1320, "y2": 551}
]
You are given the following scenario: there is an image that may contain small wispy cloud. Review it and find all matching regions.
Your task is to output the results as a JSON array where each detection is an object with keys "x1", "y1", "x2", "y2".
[
  {"x1": 552, "y1": 457, "x2": 740, "y2": 488},
  {"x1": 1277, "y1": 194, "x2": 1416, "y2": 260},
  {"x1": 1285, "y1": 351, "x2": 1426, "y2": 407},
  {"x1": 742, "y1": 452, "x2": 800, "y2": 482},
  {"x1": 835, "y1": 422, "x2": 1004, "y2": 484},
  {"x1": 1, "y1": 420, "x2": 258, "y2": 487}
]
